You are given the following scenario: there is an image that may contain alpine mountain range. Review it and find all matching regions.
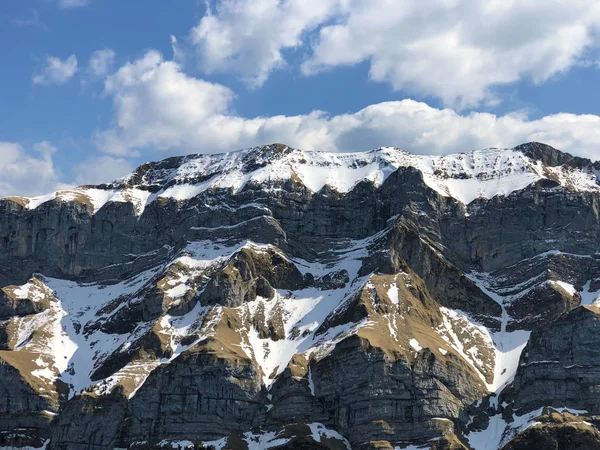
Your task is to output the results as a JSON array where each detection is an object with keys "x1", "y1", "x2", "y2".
[{"x1": 0, "y1": 141, "x2": 598, "y2": 450}]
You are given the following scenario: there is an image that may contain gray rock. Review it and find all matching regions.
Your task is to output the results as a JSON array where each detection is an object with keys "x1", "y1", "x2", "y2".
[{"x1": 513, "y1": 306, "x2": 600, "y2": 414}]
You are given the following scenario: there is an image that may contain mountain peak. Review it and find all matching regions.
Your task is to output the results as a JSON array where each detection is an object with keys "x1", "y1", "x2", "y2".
[{"x1": 514, "y1": 142, "x2": 592, "y2": 167}]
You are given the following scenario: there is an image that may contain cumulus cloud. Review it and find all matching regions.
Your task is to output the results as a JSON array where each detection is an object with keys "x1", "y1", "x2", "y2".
[
  {"x1": 0, "y1": 142, "x2": 68, "y2": 198},
  {"x1": 190, "y1": 0, "x2": 600, "y2": 107},
  {"x1": 32, "y1": 55, "x2": 78, "y2": 85},
  {"x1": 74, "y1": 156, "x2": 135, "y2": 185},
  {"x1": 88, "y1": 49, "x2": 116, "y2": 78},
  {"x1": 94, "y1": 51, "x2": 600, "y2": 160},
  {"x1": 190, "y1": 0, "x2": 339, "y2": 87},
  {"x1": 95, "y1": 50, "x2": 235, "y2": 155}
]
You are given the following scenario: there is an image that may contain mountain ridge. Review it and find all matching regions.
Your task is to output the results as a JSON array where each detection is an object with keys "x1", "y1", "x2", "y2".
[{"x1": 5, "y1": 141, "x2": 600, "y2": 216}]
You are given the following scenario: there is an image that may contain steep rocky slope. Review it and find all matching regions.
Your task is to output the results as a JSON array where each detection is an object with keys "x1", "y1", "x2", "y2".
[{"x1": 0, "y1": 142, "x2": 597, "y2": 450}]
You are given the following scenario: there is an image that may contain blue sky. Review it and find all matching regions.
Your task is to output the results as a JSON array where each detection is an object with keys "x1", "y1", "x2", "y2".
[{"x1": 2, "y1": 0, "x2": 600, "y2": 197}]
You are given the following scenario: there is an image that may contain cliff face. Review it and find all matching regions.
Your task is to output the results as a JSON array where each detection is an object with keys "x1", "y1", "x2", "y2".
[{"x1": 0, "y1": 142, "x2": 598, "y2": 450}]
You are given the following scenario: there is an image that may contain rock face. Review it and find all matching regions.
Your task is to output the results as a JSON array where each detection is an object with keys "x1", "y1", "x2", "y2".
[
  {"x1": 513, "y1": 306, "x2": 600, "y2": 413},
  {"x1": 0, "y1": 142, "x2": 597, "y2": 449}
]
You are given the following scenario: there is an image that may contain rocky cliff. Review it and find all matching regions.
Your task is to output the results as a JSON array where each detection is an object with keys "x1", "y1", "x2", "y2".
[{"x1": 0, "y1": 142, "x2": 597, "y2": 450}]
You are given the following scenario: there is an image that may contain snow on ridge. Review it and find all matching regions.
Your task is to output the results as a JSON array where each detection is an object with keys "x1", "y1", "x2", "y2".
[
  {"x1": 12, "y1": 240, "x2": 251, "y2": 398},
  {"x1": 107, "y1": 145, "x2": 600, "y2": 204},
  {"x1": 8, "y1": 145, "x2": 599, "y2": 213},
  {"x1": 6, "y1": 238, "x2": 346, "y2": 397},
  {"x1": 238, "y1": 237, "x2": 371, "y2": 388},
  {"x1": 466, "y1": 406, "x2": 591, "y2": 450},
  {"x1": 17, "y1": 187, "x2": 153, "y2": 217},
  {"x1": 133, "y1": 146, "x2": 549, "y2": 204},
  {"x1": 200, "y1": 423, "x2": 351, "y2": 450}
]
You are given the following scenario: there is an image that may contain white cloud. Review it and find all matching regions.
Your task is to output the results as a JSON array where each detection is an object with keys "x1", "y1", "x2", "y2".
[
  {"x1": 56, "y1": 0, "x2": 90, "y2": 8},
  {"x1": 170, "y1": 35, "x2": 185, "y2": 63},
  {"x1": 94, "y1": 51, "x2": 600, "y2": 160},
  {"x1": 303, "y1": 0, "x2": 600, "y2": 107},
  {"x1": 88, "y1": 49, "x2": 116, "y2": 78},
  {"x1": 74, "y1": 156, "x2": 135, "y2": 186},
  {"x1": 190, "y1": 0, "x2": 600, "y2": 107},
  {"x1": 12, "y1": 9, "x2": 47, "y2": 31},
  {"x1": 0, "y1": 142, "x2": 68, "y2": 198},
  {"x1": 33, "y1": 55, "x2": 78, "y2": 85},
  {"x1": 95, "y1": 50, "x2": 235, "y2": 155},
  {"x1": 190, "y1": 0, "x2": 339, "y2": 87},
  {"x1": 33, "y1": 140, "x2": 59, "y2": 157}
]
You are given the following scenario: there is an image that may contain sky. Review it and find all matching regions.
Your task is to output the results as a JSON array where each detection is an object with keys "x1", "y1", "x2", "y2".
[{"x1": 2, "y1": 0, "x2": 600, "y2": 197}]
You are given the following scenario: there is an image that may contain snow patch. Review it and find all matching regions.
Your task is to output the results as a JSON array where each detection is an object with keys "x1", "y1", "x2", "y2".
[
  {"x1": 550, "y1": 280, "x2": 577, "y2": 296},
  {"x1": 308, "y1": 423, "x2": 351, "y2": 449},
  {"x1": 243, "y1": 431, "x2": 290, "y2": 450},
  {"x1": 387, "y1": 282, "x2": 399, "y2": 305},
  {"x1": 581, "y1": 280, "x2": 600, "y2": 306},
  {"x1": 466, "y1": 273, "x2": 531, "y2": 392},
  {"x1": 201, "y1": 438, "x2": 227, "y2": 450},
  {"x1": 409, "y1": 338, "x2": 422, "y2": 352}
]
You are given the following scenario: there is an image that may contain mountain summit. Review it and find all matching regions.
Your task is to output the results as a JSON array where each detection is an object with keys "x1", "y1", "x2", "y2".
[{"x1": 0, "y1": 143, "x2": 598, "y2": 449}]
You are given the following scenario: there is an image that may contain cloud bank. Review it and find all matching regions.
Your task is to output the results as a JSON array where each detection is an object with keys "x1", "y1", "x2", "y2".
[
  {"x1": 95, "y1": 51, "x2": 600, "y2": 160},
  {"x1": 191, "y1": 0, "x2": 600, "y2": 108}
]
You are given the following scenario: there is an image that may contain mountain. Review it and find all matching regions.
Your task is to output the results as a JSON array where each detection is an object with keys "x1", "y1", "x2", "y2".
[{"x1": 0, "y1": 142, "x2": 598, "y2": 450}]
